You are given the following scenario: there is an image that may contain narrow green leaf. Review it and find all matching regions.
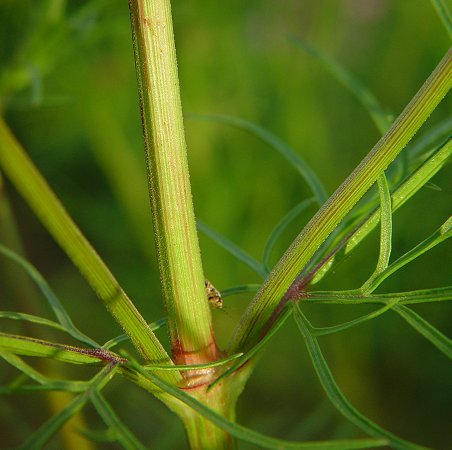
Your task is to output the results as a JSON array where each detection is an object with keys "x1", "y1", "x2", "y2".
[
  {"x1": 290, "y1": 39, "x2": 391, "y2": 134},
  {"x1": 313, "y1": 139, "x2": 452, "y2": 285},
  {"x1": 311, "y1": 301, "x2": 398, "y2": 336},
  {"x1": 302, "y1": 287, "x2": 452, "y2": 306},
  {"x1": 365, "y1": 216, "x2": 452, "y2": 292},
  {"x1": 221, "y1": 284, "x2": 261, "y2": 298},
  {"x1": 75, "y1": 427, "x2": 117, "y2": 444},
  {"x1": 197, "y1": 219, "x2": 267, "y2": 278},
  {"x1": 0, "y1": 351, "x2": 87, "y2": 393},
  {"x1": 431, "y1": 0, "x2": 452, "y2": 39},
  {"x1": 0, "y1": 120, "x2": 172, "y2": 367},
  {"x1": 144, "y1": 352, "x2": 243, "y2": 372},
  {"x1": 0, "y1": 332, "x2": 123, "y2": 366},
  {"x1": 102, "y1": 317, "x2": 167, "y2": 350},
  {"x1": 124, "y1": 357, "x2": 386, "y2": 450},
  {"x1": 263, "y1": 198, "x2": 315, "y2": 272},
  {"x1": 0, "y1": 311, "x2": 67, "y2": 333},
  {"x1": 374, "y1": 175, "x2": 392, "y2": 272},
  {"x1": 189, "y1": 114, "x2": 328, "y2": 206},
  {"x1": 0, "y1": 244, "x2": 98, "y2": 347},
  {"x1": 18, "y1": 364, "x2": 118, "y2": 450},
  {"x1": 292, "y1": 41, "x2": 450, "y2": 286},
  {"x1": 408, "y1": 117, "x2": 452, "y2": 158},
  {"x1": 391, "y1": 286, "x2": 452, "y2": 305},
  {"x1": 292, "y1": 304, "x2": 431, "y2": 450},
  {"x1": 359, "y1": 174, "x2": 392, "y2": 293},
  {"x1": 393, "y1": 305, "x2": 452, "y2": 358},
  {"x1": 90, "y1": 391, "x2": 147, "y2": 450}
]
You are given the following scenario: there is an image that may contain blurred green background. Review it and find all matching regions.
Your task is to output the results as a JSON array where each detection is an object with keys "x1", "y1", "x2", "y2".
[{"x1": 0, "y1": 0, "x2": 451, "y2": 448}]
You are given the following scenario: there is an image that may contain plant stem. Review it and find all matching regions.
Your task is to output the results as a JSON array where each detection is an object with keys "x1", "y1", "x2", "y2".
[
  {"x1": 128, "y1": 0, "x2": 217, "y2": 365},
  {"x1": 0, "y1": 120, "x2": 175, "y2": 372},
  {"x1": 229, "y1": 48, "x2": 452, "y2": 353}
]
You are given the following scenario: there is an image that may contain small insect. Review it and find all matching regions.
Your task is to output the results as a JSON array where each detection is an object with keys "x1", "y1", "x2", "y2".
[{"x1": 204, "y1": 279, "x2": 223, "y2": 309}]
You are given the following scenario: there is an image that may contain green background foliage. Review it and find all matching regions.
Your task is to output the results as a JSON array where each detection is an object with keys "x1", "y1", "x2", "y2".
[{"x1": 0, "y1": 0, "x2": 450, "y2": 448}]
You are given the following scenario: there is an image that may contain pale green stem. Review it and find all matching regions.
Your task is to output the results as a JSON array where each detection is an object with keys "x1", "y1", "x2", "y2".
[
  {"x1": 229, "y1": 49, "x2": 452, "y2": 353},
  {"x1": 0, "y1": 119, "x2": 175, "y2": 375},
  {"x1": 128, "y1": 0, "x2": 217, "y2": 364}
]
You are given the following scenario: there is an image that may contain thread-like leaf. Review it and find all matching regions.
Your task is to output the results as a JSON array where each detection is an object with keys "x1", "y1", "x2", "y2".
[
  {"x1": 393, "y1": 305, "x2": 452, "y2": 358},
  {"x1": 90, "y1": 391, "x2": 147, "y2": 450},
  {"x1": 18, "y1": 364, "x2": 117, "y2": 450},
  {"x1": 197, "y1": 219, "x2": 267, "y2": 278},
  {"x1": 124, "y1": 356, "x2": 386, "y2": 450},
  {"x1": 221, "y1": 284, "x2": 261, "y2": 298},
  {"x1": 431, "y1": 0, "x2": 452, "y2": 38},
  {"x1": 292, "y1": 304, "x2": 430, "y2": 450},
  {"x1": 358, "y1": 174, "x2": 392, "y2": 293},
  {"x1": 310, "y1": 301, "x2": 398, "y2": 336},
  {"x1": 0, "y1": 351, "x2": 87, "y2": 393},
  {"x1": 0, "y1": 311, "x2": 67, "y2": 334},
  {"x1": 290, "y1": 39, "x2": 392, "y2": 134},
  {"x1": 302, "y1": 287, "x2": 452, "y2": 306},
  {"x1": 365, "y1": 216, "x2": 452, "y2": 292},
  {"x1": 190, "y1": 114, "x2": 328, "y2": 206},
  {"x1": 312, "y1": 138, "x2": 452, "y2": 286},
  {"x1": 102, "y1": 318, "x2": 167, "y2": 350},
  {"x1": 0, "y1": 244, "x2": 98, "y2": 347}
]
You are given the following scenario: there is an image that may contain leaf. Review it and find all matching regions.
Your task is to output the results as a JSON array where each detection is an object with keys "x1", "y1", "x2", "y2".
[
  {"x1": 292, "y1": 304, "x2": 431, "y2": 450},
  {"x1": 102, "y1": 318, "x2": 167, "y2": 350},
  {"x1": 189, "y1": 114, "x2": 328, "y2": 206},
  {"x1": 18, "y1": 364, "x2": 118, "y2": 450},
  {"x1": 90, "y1": 391, "x2": 147, "y2": 450},
  {"x1": 312, "y1": 140, "x2": 452, "y2": 285},
  {"x1": 366, "y1": 216, "x2": 452, "y2": 292},
  {"x1": 358, "y1": 173, "x2": 392, "y2": 293},
  {"x1": 0, "y1": 311, "x2": 67, "y2": 333},
  {"x1": 0, "y1": 332, "x2": 123, "y2": 366},
  {"x1": 0, "y1": 351, "x2": 87, "y2": 393},
  {"x1": 431, "y1": 0, "x2": 452, "y2": 39},
  {"x1": 310, "y1": 301, "x2": 398, "y2": 336},
  {"x1": 144, "y1": 352, "x2": 243, "y2": 372},
  {"x1": 290, "y1": 39, "x2": 392, "y2": 134},
  {"x1": 393, "y1": 305, "x2": 452, "y2": 358},
  {"x1": 263, "y1": 197, "x2": 315, "y2": 272},
  {"x1": 197, "y1": 219, "x2": 267, "y2": 278},
  {"x1": 220, "y1": 284, "x2": 261, "y2": 298},
  {"x1": 0, "y1": 244, "x2": 98, "y2": 347},
  {"x1": 303, "y1": 286, "x2": 452, "y2": 306},
  {"x1": 408, "y1": 117, "x2": 452, "y2": 159},
  {"x1": 124, "y1": 356, "x2": 387, "y2": 450}
]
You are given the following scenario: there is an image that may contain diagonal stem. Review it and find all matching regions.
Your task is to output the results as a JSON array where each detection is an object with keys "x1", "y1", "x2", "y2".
[{"x1": 228, "y1": 48, "x2": 452, "y2": 353}]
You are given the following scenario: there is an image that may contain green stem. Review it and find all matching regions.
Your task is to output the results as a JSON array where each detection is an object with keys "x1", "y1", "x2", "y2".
[
  {"x1": 229, "y1": 48, "x2": 452, "y2": 353},
  {"x1": 0, "y1": 119, "x2": 174, "y2": 372},
  {"x1": 128, "y1": 0, "x2": 217, "y2": 364}
]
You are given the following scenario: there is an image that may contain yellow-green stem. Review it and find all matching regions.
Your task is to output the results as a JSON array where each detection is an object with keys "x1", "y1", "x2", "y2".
[
  {"x1": 0, "y1": 119, "x2": 175, "y2": 373},
  {"x1": 128, "y1": 0, "x2": 217, "y2": 364},
  {"x1": 229, "y1": 48, "x2": 452, "y2": 353}
]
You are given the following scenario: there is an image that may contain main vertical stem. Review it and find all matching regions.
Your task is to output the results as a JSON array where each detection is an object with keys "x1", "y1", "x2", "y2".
[{"x1": 128, "y1": 0, "x2": 218, "y2": 365}]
